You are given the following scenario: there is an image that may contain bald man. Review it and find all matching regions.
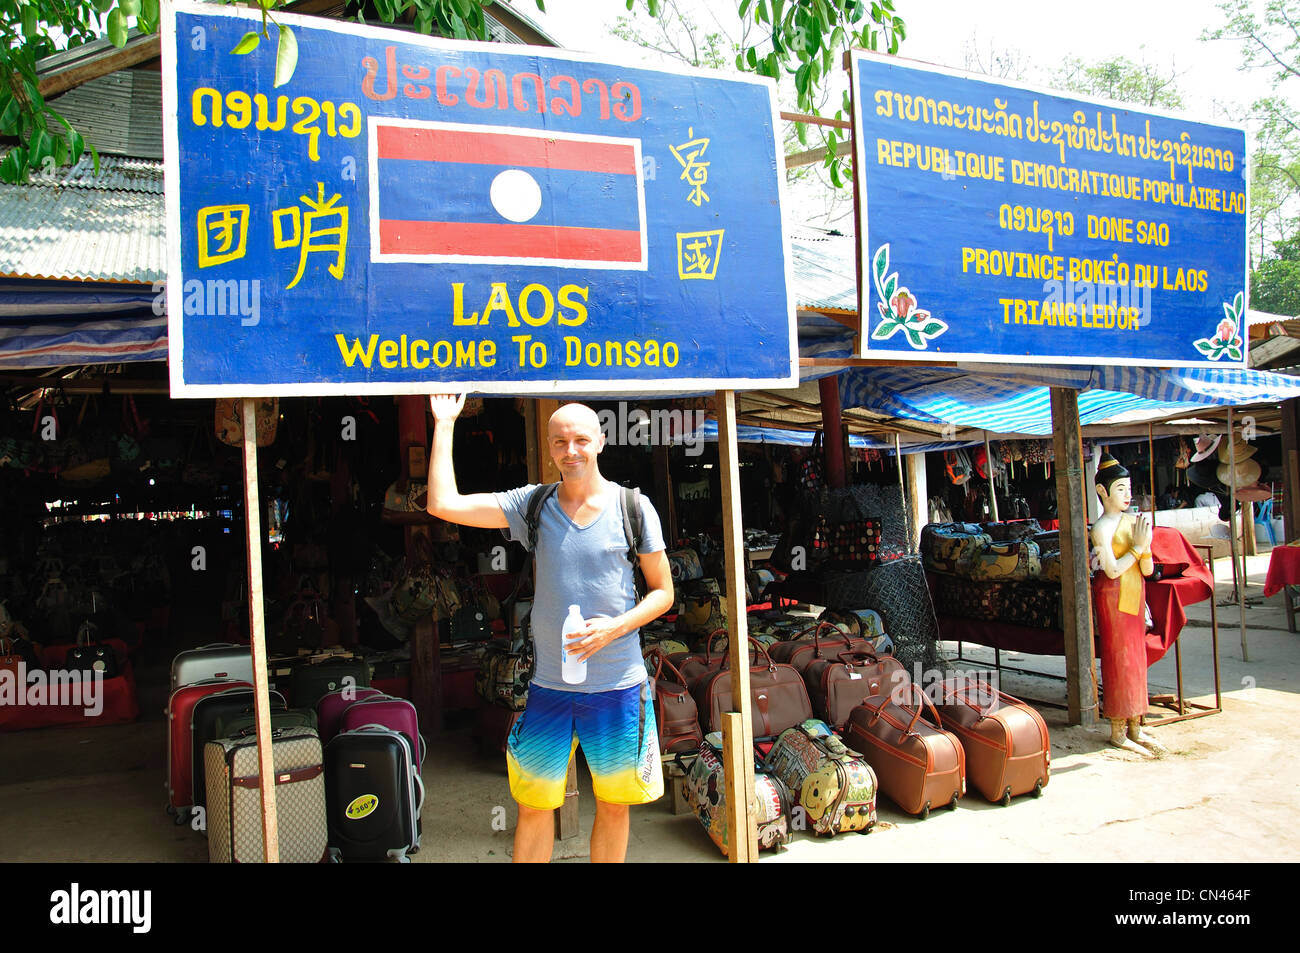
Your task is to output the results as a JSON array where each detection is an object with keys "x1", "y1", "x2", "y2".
[{"x1": 426, "y1": 395, "x2": 673, "y2": 863}]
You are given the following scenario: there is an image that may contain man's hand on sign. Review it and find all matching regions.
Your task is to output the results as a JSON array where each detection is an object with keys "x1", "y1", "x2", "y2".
[{"x1": 429, "y1": 393, "x2": 466, "y2": 423}]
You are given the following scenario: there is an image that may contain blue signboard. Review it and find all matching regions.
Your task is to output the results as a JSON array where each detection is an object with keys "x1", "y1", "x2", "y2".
[
  {"x1": 162, "y1": 2, "x2": 797, "y2": 396},
  {"x1": 850, "y1": 52, "x2": 1248, "y2": 367}
]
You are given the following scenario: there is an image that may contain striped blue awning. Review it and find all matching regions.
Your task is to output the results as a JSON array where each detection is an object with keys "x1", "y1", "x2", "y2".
[
  {"x1": 838, "y1": 363, "x2": 1300, "y2": 435},
  {"x1": 0, "y1": 280, "x2": 167, "y2": 369}
]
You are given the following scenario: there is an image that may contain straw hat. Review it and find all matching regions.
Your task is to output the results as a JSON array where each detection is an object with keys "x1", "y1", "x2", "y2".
[
  {"x1": 1217, "y1": 431, "x2": 1258, "y2": 464},
  {"x1": 1189, "y1": 435, "x2": 1221, "y2": 463},
  {"x1": 1217, "y1": 457, "x2": 1262, "y2": 489}
]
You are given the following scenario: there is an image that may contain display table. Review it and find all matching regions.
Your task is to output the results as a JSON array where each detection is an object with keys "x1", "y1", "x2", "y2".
[
  {"x1": 1262, "y1": 544, "x2": 1300, "y2": 633},
  {"x1": 0, "y1": 637, "x2": 140, "y2": 731}
]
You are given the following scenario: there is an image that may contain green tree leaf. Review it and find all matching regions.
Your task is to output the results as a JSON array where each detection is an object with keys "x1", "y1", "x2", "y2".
[
  {"x1": 274, "y1": 24, "x2": 298, "y2": 88},
  {"x1": 230, "y1": 31, "x2": 261, "y2": 55},
  {"x1": 119, "y1": 0, "x2": 141, "y2": 16},
  {"x1": 107, "y1": 8, "x2": 127, "y2": 47}
]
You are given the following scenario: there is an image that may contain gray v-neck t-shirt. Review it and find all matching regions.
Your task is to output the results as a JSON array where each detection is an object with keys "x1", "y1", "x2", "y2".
[{"x1": 496, "y1": 482, "x2": 665, "y2": 692}]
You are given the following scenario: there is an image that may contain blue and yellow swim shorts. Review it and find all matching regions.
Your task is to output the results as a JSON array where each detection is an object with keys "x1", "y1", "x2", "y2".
[{"x1": 507, "y1": 681, "x2": 664, "y2": 811}]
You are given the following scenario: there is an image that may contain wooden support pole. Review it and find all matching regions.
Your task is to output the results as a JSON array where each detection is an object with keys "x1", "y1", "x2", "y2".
[
  {"x1": 819, "y1": 376, "x2": 847, "y2": 488},
  {"x1": 1148, "y1": 424, "x2": 1157, "y2": 520},
  {"x1": 717, "y1": 390, "x2": 757, "y2": 863},
  {"x1": 653, "y1": 442, "x2": 678, "y2": 545},
  {"x1": 241, "y1": 398, "x2": 279, "y2": 863},
  {"x1": 1227, "y1": 408, "x2": 1250, "y2": 662},
  {"x1": 399, "y1": 396, "x2": 441, "y2": 734},
  {"x1": 1051, "y1": 388, "x2": 1097, "y2": 728},
  {"x1": 904, "y1": 446, "x2": 927, "y2": 555}
]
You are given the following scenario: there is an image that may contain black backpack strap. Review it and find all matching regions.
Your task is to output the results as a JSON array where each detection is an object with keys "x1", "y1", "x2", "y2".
[
  {"x1": 523, "y1": 482, "x2": 560, "y2": 553},
  {"x1": 620, "y1": 485, "x2": 643, "y2": 567}
]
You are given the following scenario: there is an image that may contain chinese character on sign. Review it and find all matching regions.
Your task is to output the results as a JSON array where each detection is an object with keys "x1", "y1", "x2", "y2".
[
  {"x1": 669, "y1": 127, "x2": 710, "y2": 207},
  {"x1": 273, "y1": 182, "x2": 349, "y2": 290},
  {"x1": 197, "y1": 204, "x2": 250, "y2": 268},
  {"x1": 676, "y1": 229, "x2": 724, "y2": 280}
]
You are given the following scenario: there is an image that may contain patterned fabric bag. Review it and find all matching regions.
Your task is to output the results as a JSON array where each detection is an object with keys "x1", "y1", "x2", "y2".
[
  {"x1": 763, "y1": 718, "x2": 877, "y2": 836},
  {"x1": 667, "y1": 548, "x2": 704, "y2": 582},
  {"x1": 476, "y1": 629, "x2": 534, "y2": 711},
  {"x1": 966, "y1": 540, "x2": 1042, "y2": 582},
  {"x1": 676, "y1": 578, "x2": 728, "y2": 637},
  {"x1": 797, "y1": 431, "x2": 826, "y2": 492},
  {"x1": 685, "y1": 736, "x2": 792, "y2": 857}
]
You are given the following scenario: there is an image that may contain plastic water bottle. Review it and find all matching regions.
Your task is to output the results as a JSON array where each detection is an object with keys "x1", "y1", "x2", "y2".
[{"x1": 561, "y1": 604, "x2": 587, "y2": 685}]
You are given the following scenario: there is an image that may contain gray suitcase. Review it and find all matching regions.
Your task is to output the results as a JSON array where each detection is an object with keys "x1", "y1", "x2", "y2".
[
  {"x1": 204, "y1": 726, "x2": 328, "y2": 863},
  {"x1": 171, "y1": 643, "x2": 254, "y2": 692}
]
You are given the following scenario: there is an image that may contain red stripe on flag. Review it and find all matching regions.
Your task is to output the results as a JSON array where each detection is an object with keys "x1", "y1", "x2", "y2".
[
  {"x1": 379, "y1": 220, "x2": 643, "y2": 262},
  {"x1": 375, "y1": 126, "x2": 638, "y2": 176}
]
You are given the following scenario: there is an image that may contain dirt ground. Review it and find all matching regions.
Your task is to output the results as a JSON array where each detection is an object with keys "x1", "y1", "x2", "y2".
[{"x1": 1, "y1": 552, "x2": 1297, "y2": 864}]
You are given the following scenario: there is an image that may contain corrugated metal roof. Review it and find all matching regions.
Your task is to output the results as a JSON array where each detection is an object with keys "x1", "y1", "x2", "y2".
[
  {"x1": 47, "y1": 70, "x2": 164, "y2": 160},
  {"x1": 11, "y1": 153, "x2": 164, "y2": 193},
  {"x1": 0, "y1": 175, "x2": 164, "y2": 282},
  {"x1": 789, "y1": 225, "x2": 858, "y2": 312}
]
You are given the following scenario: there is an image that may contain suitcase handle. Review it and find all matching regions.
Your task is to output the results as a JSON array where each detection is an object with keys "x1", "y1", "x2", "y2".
[
  {"x1": 868, "y1": 682, "x2": 944, "y2": 742},
  {"x1": 940, "y1": 681, "x2": 999, "y2": 718},
  {"x1": 718, "y1": 636, "x2": 776, "y2": 674},
  {"x1": 837, "y1": 651, "x2": 881, "y2": 667}
]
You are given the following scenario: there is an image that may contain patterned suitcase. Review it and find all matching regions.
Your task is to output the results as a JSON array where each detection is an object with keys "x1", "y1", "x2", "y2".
[
  {"x1": 166, "y1": 678, "x2": 251, "y2": 817},
  {"x1": 920, "y1": 524, "x2": 992, "y2": 574},
  {"x1": 843, "y1": 684, "x2": 965, "y2": 819},
  {"x1": 763, "y1": 719, "x2": 877, "y2": 836},
  {"x1": 966, "y1": 539, "x2": 1041, "y2": 582},
  {"x1": 325, "y1": 726, "x2": 424, "y2": 862},
  {"x1": 932, "y1": 679, "x2": 1051, "y2": 804},
  {"x1": 685, "y1": 736, "x2": 792, "y2": 857},
  {"x1": 191, "y1": 687, "x2": 288, "y2": 815},
  {"x1": 204, "y1": 726, "x2": 328, "y2": 863},
  {"x1": 170, "y1": 643, "x2": 253, "y2": 692}
]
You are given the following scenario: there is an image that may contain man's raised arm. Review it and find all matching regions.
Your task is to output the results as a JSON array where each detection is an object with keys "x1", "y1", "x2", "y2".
[{"x1": 425, "y1": 393, "x2": 509, "y2": 529}]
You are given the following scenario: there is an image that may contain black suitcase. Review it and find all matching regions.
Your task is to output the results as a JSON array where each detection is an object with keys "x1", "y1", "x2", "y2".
[
  {"x1": 215, "y1": 707, "x2": 318, "y2": 741},
  {"x1": 190, "y1": 687, "x2": 287, "y2": 814},
  {"x1": 291, "y1": 658, "x2": 371, "y2": 710},
  {"x1": 325, "y1": 726, "x2": 423, "y2": 863}
]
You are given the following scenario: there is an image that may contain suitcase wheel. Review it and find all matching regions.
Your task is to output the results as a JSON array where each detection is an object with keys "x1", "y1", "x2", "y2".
[
  {"x1": 949, "y1": 793, "x2": 960, "y2": 812},
  {"x1": 1032, "y1": 778, "x2": 1044, "y2": 799},
  {"x1": 918, "y1": 801, "x2": 930, "y2": 820},
  {"x1": 999, "y1": 788, "x2": 1012, "y2": 807},
  {"x1": 173, "y1": 810, "x2": 188, "y2": 826}
]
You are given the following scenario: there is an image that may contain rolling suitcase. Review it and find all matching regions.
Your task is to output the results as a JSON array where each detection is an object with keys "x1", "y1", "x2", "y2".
[
  {"x1": 205, "y1": 725, "x2": 328, "y2": 864},
  {"x1": 843, "y1": 684, "x2": 965, "y2": 819},
  {"x1": 290, "y1": 657, "x2": 371, "y2": 710},
  {"x1": 166, "y1": 678, "x2": 251, "y2": 818},
  {"x1": 190, "y1": 687, "x2": 287, "y2": 815},
  {"x1": 763, "y1": 718, "x2": 877, "y2": 836},
  {"x1": 214, "y1": 707, "x2": 318, "y2": 741},
  {"x1": 802, "y1": 650, "x2": 908, "y2": 730},
  {"x1": 767, "y1": 622, "x2": 872, "y2": 674},
  {"x1": 171, "y1": 643, "x2": 252, "y2": 692},
  {"x1": 338, "y1": 694, "x2": 423, "y2": 768},
  {"x1": 316, "y1": 686, "x2": 385, "y2": 745},
  {"x1": 325, "y1": 726, "x2": 424, "y2": 862},
  {"x1": 685, "y1": 735, "x2": 792, "y2": 857},
  {"x1": 932, "y1": 678, "x2": 1050, "y2": 805},
  {"x1": 691, "y1": 637, "x2": 814, "y2": 740}
]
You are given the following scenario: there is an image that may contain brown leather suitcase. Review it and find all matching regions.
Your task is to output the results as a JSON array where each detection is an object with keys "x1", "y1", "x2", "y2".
[
  {"x1": 668, "y1": 628, "x2": 730, "y2": 685},
  {"x1": 802, "y1": 650, "x2": 908, "y2": 730},
  {"x1": 767, "y1": 622, "x2": 872, "y2": 674},
  {"x1": 692, "y1": 637, "x2": 814, "y2": 739},
  {"x1": 843, "y1": 684, "x2": 965, "y2": 819},
  {"x1": 932, "y1": 679, "x2": 1050, "y2": 804}
]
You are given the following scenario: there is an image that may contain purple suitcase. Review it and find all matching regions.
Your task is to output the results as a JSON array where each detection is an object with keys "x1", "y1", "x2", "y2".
[
  {"x1": 339, "y1": 695, "x2": 425, "y2": 768},
  {"x1": 316, "y1": 687, "x2": 385, "y2": 745}
]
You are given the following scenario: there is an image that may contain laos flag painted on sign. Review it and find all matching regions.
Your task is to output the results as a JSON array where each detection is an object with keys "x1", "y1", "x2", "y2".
[{"x1": 369, "y1": 119, "x2": 648, "y2": 270}]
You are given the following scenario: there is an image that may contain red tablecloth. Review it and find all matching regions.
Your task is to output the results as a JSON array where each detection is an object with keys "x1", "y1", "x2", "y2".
[
  {"x1": 936, "y1": 615, "x2": 1064, "y2": 656},
  {"x1": 1144, "y1": 527, "x2": 1213, "y2": 666},
  {"x1": 1263, "y1": 544, "x2": 1300, "y2": 598},
  {"x1": 0, "y1": 637, "x2": 139, "y2": 731}
]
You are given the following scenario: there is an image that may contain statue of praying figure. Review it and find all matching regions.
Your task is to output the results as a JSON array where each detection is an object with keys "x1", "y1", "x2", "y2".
[{"x1": 1091, "y1": 453, "x2": 1168, "y2": 758}]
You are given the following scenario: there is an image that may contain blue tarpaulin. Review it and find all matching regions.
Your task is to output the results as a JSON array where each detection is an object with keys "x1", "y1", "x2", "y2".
[{"x1": 0, "y1": 280, "x2": 167, "y2": 369}]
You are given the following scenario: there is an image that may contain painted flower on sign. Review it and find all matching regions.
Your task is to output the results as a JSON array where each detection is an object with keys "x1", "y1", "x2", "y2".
[
  {"x1": 1193, "y1": 291, "x2": 1245, "y2": 362},
  {"x1": 871, "y1": 244, "x2": 947, "y2": 350}
]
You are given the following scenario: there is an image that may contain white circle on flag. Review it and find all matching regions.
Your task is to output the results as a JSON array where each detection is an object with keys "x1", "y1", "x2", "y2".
[{"x1": 490, "y1": 169, "x2": 542, "y2": 223}]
